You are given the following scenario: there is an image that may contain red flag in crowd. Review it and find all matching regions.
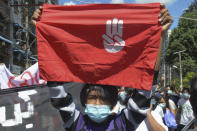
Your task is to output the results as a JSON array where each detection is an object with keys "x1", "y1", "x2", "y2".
[{"x1": 36, "y1": 3, "x2": 162, "y2": 90}]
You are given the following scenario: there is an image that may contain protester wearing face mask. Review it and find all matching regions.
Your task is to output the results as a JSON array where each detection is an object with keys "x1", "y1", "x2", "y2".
[
  {"x1": 153, "y1": 92, "x2": 167, "y2": 115},
  {"x1": 166, "y1": 85, "x2": 174, "y2": 96},
  {"x1": 49, "y1": 83, "x2": 169, "y2": 131},
  {"x1": 166, "y1": 85, "x2": 179, "y2": 107},
  {"x1": 160, "y1": 87, "x2": 177, "y2": 118},
  {"x1": 111, "y1": 86, "x2": 129, "y2": 114},
  {"x1": 176, "y1": 87, "x2": 195, "y2": 131},
  {"x1": 32, "y1": 3, "x2": 173, "y2": 131},
  {"x1": 136, "y1": 92, "x2": 169, "y2": 131}
]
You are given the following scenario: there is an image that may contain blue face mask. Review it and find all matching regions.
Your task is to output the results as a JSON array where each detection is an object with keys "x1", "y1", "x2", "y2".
[
  {"x1": 85, "y1": 104, "x2": 111, "y2": 123},
  {"x1": 158, "y1": 103, "x2": 166, "y2": 109},
  {"x1": 183, "y1": 93, "x2": 190, "y2": 99},
  {"x1": 119, "y1": 91, "x2": 127, "y2": 101},
  {"x1": 167, "y1": 90, "x2": 173, "y2": 95}
]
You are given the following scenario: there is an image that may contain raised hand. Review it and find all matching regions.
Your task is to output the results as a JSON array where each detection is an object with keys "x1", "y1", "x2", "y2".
[
  {"x1": 31, "y1": 6, "x2": 43, "y2": 26},
  {"x1": 159, "y1": 4, "x2": 173, "y2": 34}
]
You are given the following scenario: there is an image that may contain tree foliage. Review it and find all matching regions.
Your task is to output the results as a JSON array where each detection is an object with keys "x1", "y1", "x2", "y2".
[
  {"x1": 165, "y1": 7, "x2": 197, "y2": 77},
  {"x1": 183, "y1": 72, "x2": 196, "y2": 87},
  {"x1": 185, "y1": 0, "x2": 197, "y2": 13}
]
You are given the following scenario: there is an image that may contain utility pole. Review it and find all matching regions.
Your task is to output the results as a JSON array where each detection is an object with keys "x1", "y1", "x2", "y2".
[
  {"x1": 169, "y1": 65, "x2": 171, "y2": 85},
  {"x1": 164, "y1": 62, "x2": 166, "y2": 87},
  {"x1": 25, "y1": 0, "x2": 30, "y2": 68},
  {"x1": 174, "y1": 50, "x2": 186, "y2": 90},
  {"x1": 9, "y1": 0, "x2": 14, "y2": 71}
]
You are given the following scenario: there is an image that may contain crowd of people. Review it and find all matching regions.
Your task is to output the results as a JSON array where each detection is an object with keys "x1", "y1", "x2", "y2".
[
  {"x1": 30, "y1": 3, "x2": 197, "y2": 131},
  {"x1": 46, "y1": 74, "x2": 197, "y2": 131}
]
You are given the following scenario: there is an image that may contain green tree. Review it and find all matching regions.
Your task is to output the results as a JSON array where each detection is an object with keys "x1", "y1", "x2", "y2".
[
  {"x1": 186, "y1": 0, "x2": 197, "y2": 13},
  {"x1": 165, "y1": 10, "x2": 197, "y2": 76},
  {"x1": 183, "y1": 72, "x2": 196, "y2": 87},
  {"x1": 171, "y1": 78, "x2": 181, "y2": 91}
]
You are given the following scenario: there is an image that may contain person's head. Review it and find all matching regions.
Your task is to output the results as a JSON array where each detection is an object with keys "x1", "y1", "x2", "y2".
[
  {"x1": 159, "y1": 88, "x2": 171, "y2": 109},
  {"x1": 80, "y1": 84, "x2": 118, "y2": 108},
  {"x1": 80, "y1": 84, "x2": 118, "y2": 123},
  {"x1": 182, "y1": 87, "x2": 190, "y2": 100},
  {"x1": 118, "y1": 86, "x2": 125, "y2": 93},
  {"x1": 154, "y1": 92, "x2": 166, "y2": 103},
  {"x1": 182, "y1": 87, "x2": 190, "y2": 93},
  {"x1": 153, "y1": 92, "x2": 167, "y2": 110},
  {"x1": 190, "y1": 75, "x2": 197, "y2": 120},
  {"x1": 118, "y1": 86, "x2": 131, "y2": 105},
  {"x1": 166, "y1": 85, "x2": 171, "y2": 91},
  {"x1": 159, "y1": 87, "x2": 167, "y2": 96}
]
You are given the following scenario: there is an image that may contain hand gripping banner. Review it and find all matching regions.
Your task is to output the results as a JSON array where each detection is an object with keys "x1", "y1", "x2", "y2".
[{"x1": 36, "y1": 3, "x2": 162, "y2": 90}]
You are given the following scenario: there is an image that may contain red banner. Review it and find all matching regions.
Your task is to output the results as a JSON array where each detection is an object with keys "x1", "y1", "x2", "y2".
[{"x1": 36, "y1": 3, "x2": 162, "y2": 90}]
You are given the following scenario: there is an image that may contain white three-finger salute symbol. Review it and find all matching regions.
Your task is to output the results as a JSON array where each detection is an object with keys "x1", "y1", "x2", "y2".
[{"x1": 102, "y1": 18, "x2": 125, "y2": 53}]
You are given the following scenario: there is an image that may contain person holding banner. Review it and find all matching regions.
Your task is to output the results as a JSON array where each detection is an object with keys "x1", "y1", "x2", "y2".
[{"x1": 32, "y1": 3, "x2": 173, "y2": 131}]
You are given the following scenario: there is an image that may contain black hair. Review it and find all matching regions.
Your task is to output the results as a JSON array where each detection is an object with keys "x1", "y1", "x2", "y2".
[
  {"x1": 154, "y1": 92, "x2": 163, "y2": 101},
  {"x1": 164, "y1": 92, "x2": 170, "y2": 109},
  {"x1": 118, "y1": 87, "x2": 133, "y2": 105},
  {"x1": 159, "y1": 87, "x2": 168, "y2": 93},
  {"x1": 182, "y1": 87, "x2": 190, "y2": 93},
  {"x1": 190, "y1": 75, "x2": 197, "y2": 118},
  {"x1": 152, "y1": 92, "x2": 161, "y2": 110},
  {"x1": 166, "y1": 85, "x2": 175, "y2": 92},
  {"x1": 152, "y1": 91, "x2": 167, "y2": 112},
  {"x1": 80, "y1": 84, "x2": 118, "y2": 109},
  {"x1": 131, "y1": 89, "x2": 150, "y2": 108},
  {"x1": 166, "y1": 85, "x2": 171, "y2": 88},
  {"x1": 158, "y1": 88, "x2": 170, "y2": 109}
]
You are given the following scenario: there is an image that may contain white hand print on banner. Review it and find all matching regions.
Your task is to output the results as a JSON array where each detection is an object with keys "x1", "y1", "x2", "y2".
[{"x1": 102, "y1": 18, "x2": 125, "y2": 53}]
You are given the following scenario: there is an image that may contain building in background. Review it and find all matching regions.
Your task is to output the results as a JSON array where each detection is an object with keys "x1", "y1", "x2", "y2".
[
  {"x1": 0, "y1": 0, "x2": 11, "y2": 67},
  {"x1": 0, "y1": 0, "x2": 58, "y2": 75}
]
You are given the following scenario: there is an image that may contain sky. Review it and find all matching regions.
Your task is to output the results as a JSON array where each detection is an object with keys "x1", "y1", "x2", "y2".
[{"x1": 58, "y1": 0, "x2": 195, "y2": 29}]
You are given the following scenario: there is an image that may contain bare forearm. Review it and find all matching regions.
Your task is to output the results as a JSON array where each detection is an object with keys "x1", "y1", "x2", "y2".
[
  {"x1": 154, "y1": 32, "x2": 166, "y2": 71},
  {"x1": 155, "y1": 3, "x2": 173, "y2": 71},
  {"x1": 170, "y1": 108, "x2": 177, "y2": 118},
  {"x1": 147, "y1": 110, "x2": 165, "y2": 131}
]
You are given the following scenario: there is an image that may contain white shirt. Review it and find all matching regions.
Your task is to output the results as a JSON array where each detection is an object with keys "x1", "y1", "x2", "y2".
[
  {"x1": 112, "y1": 101, "x2": 126, "y2": 114},
  {"x1": 178, "y1": 98, "x2": 194, "y2": 125},
  {"x1": 135, "y1": 106, "x2": 168, "y2": 131}
]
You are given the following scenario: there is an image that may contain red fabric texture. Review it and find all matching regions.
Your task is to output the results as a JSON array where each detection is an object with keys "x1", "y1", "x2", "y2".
[{"x1": 36, "y1": 3, "x2": 162, "y2": 90}]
